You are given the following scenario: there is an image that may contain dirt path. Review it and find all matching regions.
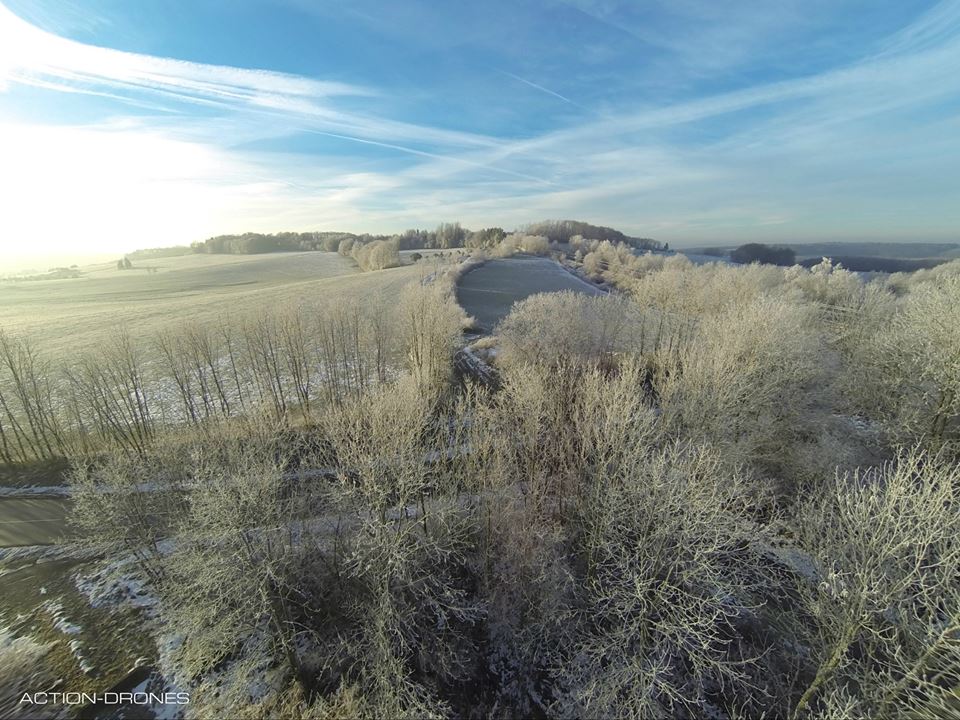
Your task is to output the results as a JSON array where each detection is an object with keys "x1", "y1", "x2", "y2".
[
  {"x1": 456, "y1": 256, "x2": 604, "y2": 332},
  {"x1": 0, "y1": 497, "x2": 72, "y2": 547}
]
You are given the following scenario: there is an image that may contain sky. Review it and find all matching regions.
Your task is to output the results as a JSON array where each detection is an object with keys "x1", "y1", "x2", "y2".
[{"x1": 1, "y1": 0, "x2": 959, "y2": 269}]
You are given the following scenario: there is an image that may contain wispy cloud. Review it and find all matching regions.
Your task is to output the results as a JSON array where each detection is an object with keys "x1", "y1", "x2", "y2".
[
  {"x1": 0, "y1": 2, "x2": 501, "y2": 154},
  {"x1": 1, "y1": 0, "x2": 959, "y2": 257},
  {"x1": 879, "y1": 0, "x2": 960, "y2": 55},
  {"x1": 0, "y1": 4, "x2": 370, "y2": 100},
  {"x1": 389, "y1": 2, "x2": 960, "y2": 239},
  {"x1": 556, "y1": 0, "x2": 816, "y2": 79}
]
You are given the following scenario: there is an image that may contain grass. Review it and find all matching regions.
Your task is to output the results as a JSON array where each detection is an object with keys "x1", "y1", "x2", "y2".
[
  {"x1": 455, "y1": 256, "x2": 602, "y2": 332},
  {"x1": 0, "y1": 251, "x2": 432, "y2": 356}
]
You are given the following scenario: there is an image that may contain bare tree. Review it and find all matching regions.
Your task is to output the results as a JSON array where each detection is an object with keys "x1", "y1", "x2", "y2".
[{"x1": 398, "y1": 283, "x2": 464, "y2": 398}]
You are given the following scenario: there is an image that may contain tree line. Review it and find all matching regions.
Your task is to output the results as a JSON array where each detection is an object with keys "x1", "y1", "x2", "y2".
[
  {"x1": 182, "y1": 220, "x2": 659, "y2": 256},
  {"x1": 0, "y1": 282, "x2": 465, "y2": 466}
]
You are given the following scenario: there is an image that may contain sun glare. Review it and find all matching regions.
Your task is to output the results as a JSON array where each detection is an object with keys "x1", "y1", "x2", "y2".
[
  {"x1": 0, "y1": 123, "x2": 246, "y2": 262},
  {"x1": 0, "y1": 6, "x2": 262, "y2": 267}
]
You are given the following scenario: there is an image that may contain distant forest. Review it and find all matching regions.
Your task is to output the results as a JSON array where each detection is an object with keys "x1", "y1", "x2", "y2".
[
  {"x1": 798, "y1": 256, "x2": 951, "y2": 273},
  {"x1": 132, "y1": 220, "x2": 663, "y2": 257},
  {"x1": 693, "y1": 241, "x2": 959, "y2": 273}
]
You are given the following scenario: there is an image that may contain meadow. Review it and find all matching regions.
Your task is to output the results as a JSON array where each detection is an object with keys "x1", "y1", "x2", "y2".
[{"x1": 0, "y1": 251, "x2": 427, "y2": 356}]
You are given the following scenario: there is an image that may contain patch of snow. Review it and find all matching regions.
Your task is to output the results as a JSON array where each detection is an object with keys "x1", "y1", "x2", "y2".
[
  {"x1": 41, "y1": 599, "x2": 99, "y2": 675},
  {"x1": 756, "y1": 540, "x2": 820, "y2": 583},
  {"x1": 43, "y1": 600, "x2": 82, "y2": 635},
  {"x1": 75, "y1": 555, "x2": 159, "y2": 613}
]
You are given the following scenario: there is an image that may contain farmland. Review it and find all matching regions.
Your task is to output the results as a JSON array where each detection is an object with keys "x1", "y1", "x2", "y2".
[
  {"x1": 0, "y1": 251, "x2": 430, "y2": 355},
  {"x1": 0, "y1": 249, "x2": 457, "y2": 470}
]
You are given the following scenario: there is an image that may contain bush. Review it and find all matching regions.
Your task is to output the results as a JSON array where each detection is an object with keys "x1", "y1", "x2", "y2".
[
  {"x1": 791, "y1": 448, "x2": 960, "y2": 718},
  {"x1": 351, "y1": 239, "x2": 401, "y2": 271},
  {"x1": 496, "y1": 291, "x2": 640, "y2": 370},
  {"x1": 847, "y1": 274, "x2": 960, "y2": 454},
  {"x1": 159, "y1": 436, "x2": 314, "y2": 690},
  {"x1": 557, "y1": 442, "x2": 763, "y2": 718},
  {"x1": 519, "y1": 234, "x2": 551, "y2": 255},
  {"x1": 783, "y1": 257, "x2": 863, "y2": 306},
  {"x1": 398, "y1": 283, "x2": 466, "y2": 396},
  {"x1": 656, "y1": 294, "x2": 823, "y2": 478}
]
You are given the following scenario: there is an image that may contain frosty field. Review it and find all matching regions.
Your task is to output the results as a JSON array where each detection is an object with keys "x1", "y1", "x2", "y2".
[{"x1": 0, "y1": 251, "x2": 429, "y2": 356}]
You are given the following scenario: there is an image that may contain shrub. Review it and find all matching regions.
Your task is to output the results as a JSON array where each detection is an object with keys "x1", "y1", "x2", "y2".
[
  {"x1": 398, "y1": 283, "x2": 465, "y2": 396},
  {"x1": 519, "y1": 234, "x2": 551, "y2": 255},
  {"x1": 556, "y1": 442, "x2": 763, "y2": 718},
  {"x1": 655, "y1": 294, "x2": 823, "y2": 479},
  {"x1": 783, "y1": 257, "x2": 863, "y2": 307},
  {"x1": 496, "y1": 291, "x2": 639, "y2": 370},
  {"x1": 351, "y1": 239, "x2": 401, "y2": 271},
  {"x1": 791, "y1": 448, "x2": 960, "y2": 718},
  {"x1": 845, "y1": 274, "x2": 960, "y2": 454},
  {"x1": 159, "y1": 436, "x2": 314, "y2": 691},
  {"x1": 319, "y1": 377, "x2": 481, "y2": 717}
]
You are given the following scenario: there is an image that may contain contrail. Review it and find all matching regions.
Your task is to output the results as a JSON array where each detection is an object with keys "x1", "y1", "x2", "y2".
[
  {"x1": 303, "y1": 129, "x2": 556, "y2": 186},
  {"x1": 501, "y1": 70, "x2": 582, "y2": 108}
]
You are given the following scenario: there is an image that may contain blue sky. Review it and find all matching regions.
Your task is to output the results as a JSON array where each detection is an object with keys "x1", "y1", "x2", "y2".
[{"x1": 1, "y1": 0, "x2": 959, "y2": 265}]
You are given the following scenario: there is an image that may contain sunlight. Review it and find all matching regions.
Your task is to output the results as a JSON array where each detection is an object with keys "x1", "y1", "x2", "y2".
[
  {"x1": 0, "y1": 2, "x2": 54, "y2": 82},
  {"x1": 0, "y1": 122, "x2": 280, "y2": 263},
  {"x1": 0, "y1": 4, "x2": 23, "y2": 87}
]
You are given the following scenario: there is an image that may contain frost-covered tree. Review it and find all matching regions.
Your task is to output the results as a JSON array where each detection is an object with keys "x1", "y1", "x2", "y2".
[
  {"x1": 398, "y1": 283, "x2": 464, "y2": 396},
  {"x1": 791, "y1": 449, "x2": 960, "y2": 718}
]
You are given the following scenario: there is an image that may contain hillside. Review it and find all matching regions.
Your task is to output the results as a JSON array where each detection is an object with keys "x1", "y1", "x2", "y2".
[{"x1": 0, "y1": 251, "x2": 419, "y2": 356}]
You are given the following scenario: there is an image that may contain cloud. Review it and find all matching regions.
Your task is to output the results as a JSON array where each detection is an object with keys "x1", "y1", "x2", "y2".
[
  {"x1": 388, "y1": 0, "x2": 960, "y2": 239},
  {"x1": 0, "y1": 2, "x2": 501, "y2": 154},
  {"x1": 556, "y1": 0, "x2": 819, "y2": 79},
  {"x1": 0, "y1": 4, "x2": 369, "y2": 100},
  {"x1": 1, "y1": 0, "x2": 959, "y2": 254},
  {"x1": 879, "y1": 0, "x2": 960, "y2": 55},
  {"x1": 0, "y1": 120, "x2": 417, "y2": 264}
]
